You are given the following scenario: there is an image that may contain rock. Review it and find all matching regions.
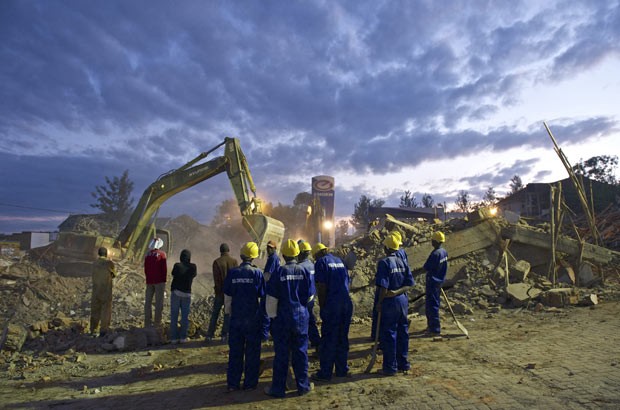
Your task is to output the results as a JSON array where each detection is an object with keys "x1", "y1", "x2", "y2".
[
  {"x1": 449, "y1": 299, "x2": 474, "y2": 315},
  {"x1": 510, "y1": 260, "x2": 531, "y2": 283},
  {"x1": 541, "y1": 288, "x2": 577, "y2": 307},
  {"x1": 578, "y1": 263, "x2": 595, "y2": 286},
  {"x1": 579, "y1": 294, "x2": 598, "y2": 306},
  {"x1": 2, "y1": 324, "x2": 27, "y2": 352},
  {"x1": 31, "y1": 320, "x2": 49, "y2": 334},
  {"x1": 480, "y1": 285, "x2": 496, "y2": 298},
  {"x1": 506, "y1": 283, "x2": 542, "y2": 307}
]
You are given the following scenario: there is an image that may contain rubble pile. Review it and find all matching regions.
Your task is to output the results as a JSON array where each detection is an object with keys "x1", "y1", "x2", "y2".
[
  {"x1": 1, "y1": 212, "x2": 619, "y2": 362},
  {"x1": 340, "y1": 211, "x2": 620, "y2": 320}
]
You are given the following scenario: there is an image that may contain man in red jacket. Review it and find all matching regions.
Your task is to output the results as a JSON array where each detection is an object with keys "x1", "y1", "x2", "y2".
[{"x1": 144, "y1": 237, "x2": 167, "y2": 328}]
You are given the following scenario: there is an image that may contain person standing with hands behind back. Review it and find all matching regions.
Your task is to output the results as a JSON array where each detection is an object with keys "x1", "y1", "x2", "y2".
[
  {"x1": 169, "y1": 249, "x2": 197, "y2": 344},
  {"x1": 206, "y1": 243, "x2": 238, "y2": 343},
  {"x1": 423, "y1": 231, "x2": 448, "y2": 336},
  {"x1": 144, "y1": 237, "x2": 167, "y2": 329},
  {"x1": 90, "y1": 247, "x2": 117, "y2": 337},
  {"x1": 224, "y1": 242, "x2": 265, "y2": 392}
]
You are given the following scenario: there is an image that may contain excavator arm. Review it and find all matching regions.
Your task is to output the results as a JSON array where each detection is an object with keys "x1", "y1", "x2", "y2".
[{"x1": 117, "y1": 137, "x2": 284, "y2": 262}]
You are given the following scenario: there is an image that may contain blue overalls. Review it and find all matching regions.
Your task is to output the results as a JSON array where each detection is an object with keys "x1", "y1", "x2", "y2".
[
  {"x1": 314, "y1": 253, "x2": 353, "y2": 379},
  {"x1": 298, "y1": 257, "x2": 320, "y2": 348},
  {"x1": 376, "y1": 254, "x2": 414, "y2": 374},
  {"x1": 423, "y1": 247, "x2": 448, "y2": 334},
  {"x1": 266, "y1": 261, "x2": 313, "y2": 397},
  {"x1": 262, "y1": 252, "x2": 281, "y2": 340},
  {"x1": 223, "y1": 262, "x2": 265, "y2": 390},
  {"x1": 371, "y1": 247, "x2": 412, "y2": 339}
]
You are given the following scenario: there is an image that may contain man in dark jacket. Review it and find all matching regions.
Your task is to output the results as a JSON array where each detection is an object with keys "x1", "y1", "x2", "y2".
[
  {"x1": 90, "y1": 247, "x2": 117, "y2": 337},
  {"x1": 261, "y1": 240, "x2": 281, "y2": 340},
  {"x1": 144, "y1": 237, "x2": 167, "y2": 329},
  {"x1": 169, "y1": 249, "x2": 197, "y2": 344},
  {"x1": 207, "y1": 243, "x2": 238, "y2": 342}
]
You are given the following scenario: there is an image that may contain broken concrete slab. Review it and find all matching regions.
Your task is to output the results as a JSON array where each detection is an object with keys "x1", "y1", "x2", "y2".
[
  {"x1": 510, "y1": 260, "x2": 531, "y2": 282},
  {"x1": 506, "y1": 283, "x2": 543, "y2": 306},
  {"x1": 407, "y1": 219, "x2": 500, "y2": 273},
  {"x1": 502, "y1": 225, "x2": 618, "y2": 264},
  {"x1": 2, "y1": 324, "x2": 27, "y2": 352},
  {"x1": 541, "y1": 288, "x2": 577, "y2": 307}
]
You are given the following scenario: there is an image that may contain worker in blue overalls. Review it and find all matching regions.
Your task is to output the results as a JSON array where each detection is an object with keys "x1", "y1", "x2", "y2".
[
  {"x1": 424, "y1": 231, "x2": 448, "y2": 336},
  {"x1": 311, "y1": 242, "x2": 353, "y2": 382},
  {"x1": 223, "y1": 242, "x2": 265, "y2": 391},
  {"x1": 376, "y1": 234, "x2": 414, "y2": 376},
  {"x1": 261, "y1": 240, "x2": 281, "y2": 341},
  {"x1": 371, "y1": 230, "x2": 411, "y2": 341},
  {"x1": 264, "y1": 239, "x2": 314, "y2": 398},
  {"x1": 297, "y1": 240, "x2": 321, "y2": 353}
]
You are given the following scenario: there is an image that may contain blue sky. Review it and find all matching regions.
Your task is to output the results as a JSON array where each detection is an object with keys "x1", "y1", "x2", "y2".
[{"x1": 1, "y1": 0, "x2": 619, "y2": 233}]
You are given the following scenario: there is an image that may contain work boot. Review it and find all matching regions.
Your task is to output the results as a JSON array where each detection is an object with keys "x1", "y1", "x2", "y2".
[
  {"x1": 298, "y1": 382, "x2": 314, "y2": 396},
  {"x1": 311, "y1": 372, "x2": 331, "y2": 382}
]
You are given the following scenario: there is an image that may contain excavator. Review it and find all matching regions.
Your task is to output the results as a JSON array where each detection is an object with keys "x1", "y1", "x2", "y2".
[{"x1": 52, "y1": 137, "x2": 285, "y2": 276}]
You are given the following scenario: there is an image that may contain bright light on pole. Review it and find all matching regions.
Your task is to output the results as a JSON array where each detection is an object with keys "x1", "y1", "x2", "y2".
[{"x1": 323, "y1": 220, "x2": 333, "y2": 230}]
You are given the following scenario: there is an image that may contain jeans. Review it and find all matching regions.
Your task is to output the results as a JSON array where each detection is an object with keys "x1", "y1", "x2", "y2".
[
  {"x1": 207, "y1": 294, "x2": 229, "y2": 337},
  {"x1": 170, "y1": 292, "x2": 191, "y2": 340}
]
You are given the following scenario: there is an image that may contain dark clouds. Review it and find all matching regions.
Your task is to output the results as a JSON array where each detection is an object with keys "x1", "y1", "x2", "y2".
[{"x1": 1, "y1": 0, "x2": 619, "y2": 232}]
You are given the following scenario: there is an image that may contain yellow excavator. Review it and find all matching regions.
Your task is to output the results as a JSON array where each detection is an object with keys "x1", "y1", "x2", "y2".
[{"x1": 52, "y1": 137, "x2": 285, "y2": 276}]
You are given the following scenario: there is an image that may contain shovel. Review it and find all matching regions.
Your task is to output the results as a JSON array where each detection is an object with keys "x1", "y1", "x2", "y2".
[
  {"x1": 364, "y1": 311, "x2": 382, "y2": 373},
  {"x1": 440, "y1": 288, "x2": 469, "y2": 339}
]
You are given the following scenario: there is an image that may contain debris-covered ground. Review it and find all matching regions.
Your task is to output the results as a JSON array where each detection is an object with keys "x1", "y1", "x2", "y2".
[{"x1": 1, "y1": 211, "x2": 620, "y2": 408}]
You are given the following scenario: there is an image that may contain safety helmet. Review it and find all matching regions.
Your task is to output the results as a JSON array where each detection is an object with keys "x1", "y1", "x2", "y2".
[
  {"x1": 312, "y1": 242, "x2": 327, "y2": 256},
  {"x1": 432, "y1": 231, "x2": 446, "y2": 243},
  {"x1": 281, "y1": 239, "x2": 300, "y2": 257},
  {"x1": 383, "y1": 234, "x2": 401, "y2": 251},
  {"x1": 266, "y1": 240, "x2": 277, "y2": 249},
  {"x1": 390, "y1": 230, "x2": 402, "y2": 243},
  {"x1": 241, "y1": 242, "x2": 259, "y2": 259},
  {"x1": 149, "y1": 237, "x2": 164, "y2": 250},
  {"x1": 298, "y1": 240, "x2": 312, "y2": 252}
]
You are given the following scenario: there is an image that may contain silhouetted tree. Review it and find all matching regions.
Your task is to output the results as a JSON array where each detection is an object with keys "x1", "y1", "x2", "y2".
[
  {"x1": 483, "y1": 186, "x2": 497, "y2": 205},
  {"x1": 573, "y1": 155, "x2": 618, "y2": 185},
  {"x1": 455, "y1": 190, "x2": 471, "y2": 213},
  {"x1": 90, "y1": 169, "x2": 134, "y2": 225},
  {"x1": 421, "y1": 193, "x2": 435, "y2": 208},
  {"x1": 509, "y1": 175, "x2": 524, "y2": 194},
  {"x1": 399, "y1": 190, "x2": 419, "y2": 208},
  {"x1": 351, "y1": 195, "x2": 385, "y2": 230}
]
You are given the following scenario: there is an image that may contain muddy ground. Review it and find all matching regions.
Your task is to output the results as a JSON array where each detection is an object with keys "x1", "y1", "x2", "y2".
[{"x1": 2, "y1": 300, "x2": 620, "y2": 410}]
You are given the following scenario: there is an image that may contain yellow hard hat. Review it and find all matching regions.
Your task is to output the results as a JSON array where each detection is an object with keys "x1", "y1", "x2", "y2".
[
  {"x1": 241, "y1": 242, "x2": 259, "y2": 259},
  {"x1": 390, "y1": 230, "x2": 402, "y2": 243},
  {"x1": 281, "y1": 239, "x2": 300, "y2": 257},
  {"x1": 383, "y1": 234, "x2": 401, "y2": 251},
  {"x1": 298, "y1": 240, "x2": 312, "y2": 252},
  {"x1": 432, "y1": 231, "x2": 446, "y2": 243},
  {"x1": 312, "y1": 242, "x2": 327, "y2": 256}
]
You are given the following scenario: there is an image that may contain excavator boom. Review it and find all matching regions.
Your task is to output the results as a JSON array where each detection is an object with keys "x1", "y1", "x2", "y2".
[{"x1": 53, "y1": 138, "x2": 284, "y2": 274}]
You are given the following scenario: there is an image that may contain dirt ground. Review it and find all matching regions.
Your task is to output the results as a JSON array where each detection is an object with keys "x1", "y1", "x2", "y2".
[{"x1": 2, "y1": 300, "x2": 619, "y2": 410}]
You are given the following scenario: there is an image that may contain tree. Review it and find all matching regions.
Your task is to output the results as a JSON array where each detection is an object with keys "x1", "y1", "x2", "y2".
[
  {"x1": 483, "y1": 186, "x2": 497, "y2": 205},
  {"x1": 572, "y1": 155, "x2": 618, "y2": 185},
  {"x1": 351, "y1": 195, "x2": 385, "y2": 230},
  {"x1": 399, "y1": 190, "x2": 419, "y2": 208},
  {"x1": 90, "y1": 169, "x2": 134, "y2": 225},
  {"x1": 421, "y1": 193, "x2": 435, "y2": 208},
  {"x1": 509, "y1": 175, "x2": 524, "y2": 194},
  {"x1": 455, "y1": 190, "x2": 471, "y2": 213}
]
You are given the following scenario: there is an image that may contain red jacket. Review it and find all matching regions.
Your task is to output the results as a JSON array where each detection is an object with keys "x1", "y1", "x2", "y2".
[{"x1": 144, "y1": 249, "x2": 167, "y2": 284}]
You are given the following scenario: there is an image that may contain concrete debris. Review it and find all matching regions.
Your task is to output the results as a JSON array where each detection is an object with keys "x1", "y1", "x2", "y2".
[{"x1": 0, "y1": 211, "x2": 619, "y2": 360}]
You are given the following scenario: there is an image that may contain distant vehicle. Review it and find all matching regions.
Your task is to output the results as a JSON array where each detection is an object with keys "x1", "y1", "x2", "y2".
[{"x1": 51, "y1": 137, "x2": 285, "y2": 276}]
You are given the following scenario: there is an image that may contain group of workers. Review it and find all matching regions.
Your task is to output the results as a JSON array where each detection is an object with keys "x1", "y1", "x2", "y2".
[{"x1": 88, "y1": 227, "x2": 449, "y2": 398}]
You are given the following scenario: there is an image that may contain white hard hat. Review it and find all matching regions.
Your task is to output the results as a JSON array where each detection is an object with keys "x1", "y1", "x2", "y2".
[{"x1": 150, "y1": 237, "x2": 164, "y2": 250}]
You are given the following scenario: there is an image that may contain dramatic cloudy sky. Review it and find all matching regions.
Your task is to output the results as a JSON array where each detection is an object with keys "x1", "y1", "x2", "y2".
[{"x1": 1, "y1": 0, "x2": 619, "y2": 234}]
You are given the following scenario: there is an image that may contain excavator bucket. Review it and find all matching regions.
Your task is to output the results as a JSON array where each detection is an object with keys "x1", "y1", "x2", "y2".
[{"x1": 242, "y1": 214, "x2": 285, "y2": 256}]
